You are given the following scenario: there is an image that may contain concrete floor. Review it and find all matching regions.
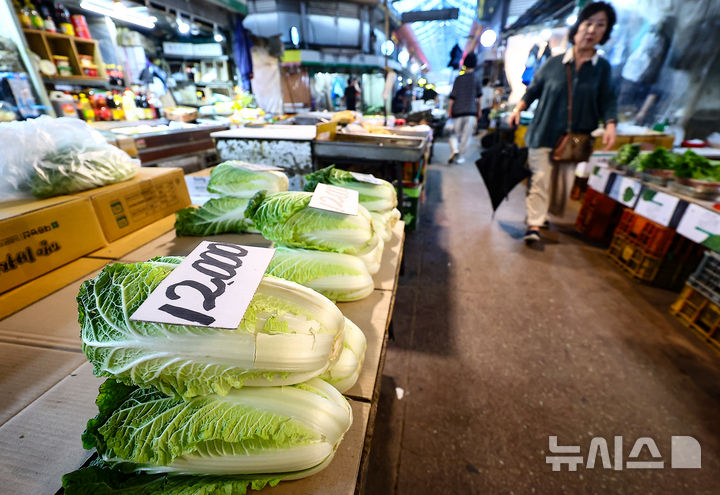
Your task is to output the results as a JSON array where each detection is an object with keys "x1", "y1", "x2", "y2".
[{"x1": 363, "y1": 139, "x2": 720, "y2": 494}]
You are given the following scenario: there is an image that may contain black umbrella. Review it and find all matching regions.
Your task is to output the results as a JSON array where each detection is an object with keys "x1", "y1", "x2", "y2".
[{"x1": 475, "y1": 143, "x2": 530, "y2": 213}]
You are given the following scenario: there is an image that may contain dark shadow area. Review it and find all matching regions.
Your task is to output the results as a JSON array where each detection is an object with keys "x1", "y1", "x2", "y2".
[{"x1": 361, "y1": 375, "x2": 400, "y2": 495}]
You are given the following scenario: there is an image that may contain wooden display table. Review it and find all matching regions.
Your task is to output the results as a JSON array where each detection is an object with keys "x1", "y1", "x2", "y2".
[{"x1": 0, "y1": 215, "x2": 405, "y2": 495}]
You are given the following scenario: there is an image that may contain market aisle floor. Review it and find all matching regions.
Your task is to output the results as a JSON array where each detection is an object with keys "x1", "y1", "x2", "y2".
[{"x1": 363, "y1": 138, "x2": 720, "y2": 494}]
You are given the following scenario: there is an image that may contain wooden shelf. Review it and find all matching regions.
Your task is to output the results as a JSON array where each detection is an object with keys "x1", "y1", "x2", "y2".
[
  {"x1": 23, "y1": 28, "x2": 98, "y2": 45},
  {"x1": 42, "y1": 76, "x2": 109, "y2": 87},
  {"x1": 22, "y1": 28, "x2": 105, "y2": 81}
]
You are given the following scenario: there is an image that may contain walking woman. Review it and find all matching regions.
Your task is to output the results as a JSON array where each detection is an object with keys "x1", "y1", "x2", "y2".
[{"x1": 508, "y1": 1, "x2": 618, "y2": 244}]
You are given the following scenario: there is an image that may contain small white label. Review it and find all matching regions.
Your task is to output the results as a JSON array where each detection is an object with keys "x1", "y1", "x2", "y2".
[
  {"x1": 677, "y1": 203, "x2": 720, "y2": 244},
  {"x1": 309, "y1": 183, "x2": 359, "y2": 215},
  {"x1": 130, "y1": 242, "x2": 275, "y2": 329},
  {"x1": 608, "y1": 176, "x2": 642, "y2": 207},
  {"x1": 350, "y1": 171, "x2": 385, "y2": 185},
  {"x1": 634, "y1": 189, "x2": 680, "y2": 227},
  {"x1": 588, "y1": 167, "x2": 613, "y2": 193},
  {"x1": 588, "y1": 152, "x2": 617, "y2": 168},
  {"x1": 233, "y1": 162, "x2": 283, "y2": 172}
]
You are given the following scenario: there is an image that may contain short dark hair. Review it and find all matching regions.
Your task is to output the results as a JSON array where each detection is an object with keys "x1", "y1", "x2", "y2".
[
  {"x1": 463, "y1": 52, "x2": 477, "y2": 69},
  {"x1": 482, "y1": 77, "x2": 490, "y2": 85},
  {"x1": 568, "y1": 1, "x2": 616, "y2": 45}
]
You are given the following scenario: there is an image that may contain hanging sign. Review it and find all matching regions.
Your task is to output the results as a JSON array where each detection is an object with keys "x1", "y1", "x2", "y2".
[
  {"x1": 309, "y1": 183, "x2": 359, "y2": 215},
  {"x1": 633, "y1": 188, "x2": 681, "y2": 227},
  {"x1": 130, "y1": 242, "x2": 275, "y2": 328}
]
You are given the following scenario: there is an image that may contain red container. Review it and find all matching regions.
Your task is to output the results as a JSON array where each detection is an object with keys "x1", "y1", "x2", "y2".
[
  {"x1": 614, "y1": 208, "x2": 676, "y2": 257},
  {"x1": 574, "y1": 187, "x2": 623, "y2": 244},
  {"x1": 71, "y1": 15, "x2": 91, "y2": 39}
]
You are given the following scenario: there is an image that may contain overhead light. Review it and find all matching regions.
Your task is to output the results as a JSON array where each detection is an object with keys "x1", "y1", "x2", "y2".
[
  {"x1": 177, "y1": 13, "x2": 190, "y2": 35},
  {"x1": 80, "y1": 0, "x2": 157, "y2": 29},
  {"x1": 381, "y1": 40, "x2": 395, "y2": 56},
  {"x1": 190, "y1": 22, "x2": 200, "y2": 36},
  {"x1": 410, "y1": 62, "x2": 419, "y2": 73},
  {"x1": 480, "y1": 29, "x2": 497, "y2": 48},
  {"x1": 214, "y1": 25, "x2": 224, "y2": 42},
  {"x1": 407, "y1": 78, "x2": 413, "y2": 84},
  {"x1": 566, "y1": 13, "x2": 577, "y2": 25},
  {"x1": 398, "y1": 48, "x2": 409, "y2": 66},
  {"x1": 289, "y1": 26, "x2": 300, "y2": 46},
  {"x1": 417, "y1": 77, "x2": 427, "y2": 86},
  {"x1": 397, "y1": 76, "x2": 403, "y2": 81}
]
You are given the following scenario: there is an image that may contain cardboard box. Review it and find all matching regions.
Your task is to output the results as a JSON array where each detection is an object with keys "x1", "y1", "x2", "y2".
[
  {"x1": 0, "y1": 267, "x2": 103, "y2": 350},
  {"x1": 0, "y1": 362, "x2": 102, "y2": 495},
  {"x1": 338, "y1": 290, "x2": 393, "y2": 402},
  {"x1": 73, "y1": 167, "x2": 191, "y2": 242},
  {"x1": 0, "y1": 197, "x2": 106, "y2": 294},
  {"x1": 89, "y1": 214, "x2": 176, "y2": 260},
  {"x1": 0, "y1": 361, "x2": 369, "y2": 495},
  {"x1": 0, "y1": 257, "x2": 108, "y2": 320},
  {"x1": 0, "y1": 342, "x2": 86, "y2": 426}
]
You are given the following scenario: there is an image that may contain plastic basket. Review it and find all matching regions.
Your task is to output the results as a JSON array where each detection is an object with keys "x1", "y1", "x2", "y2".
[
  {"x1": 575, "y1": 188, "x2": 623, "y2": 244},
  {"x1": 607, "y1": 231, "x2": 704, "y2": 290},
  {"x1": 688, "y1": 250, "x2": 720, "y2": 306},
  {"x1": 613, "y1": 208, "x2": 676, "y2": 257},
  {"x1": 670, "y1": 284, "x2": 720, "y2": 353}
]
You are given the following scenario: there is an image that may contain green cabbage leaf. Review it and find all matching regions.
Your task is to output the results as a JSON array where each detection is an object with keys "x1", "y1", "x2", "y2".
[
  {"x1": 207, "y1": 161, "x2": 289, "y2": 198},
  {"x1": 303, "y1": 165, "x2": 397, "y2": 211},
  {"x1": 78, "y1": 260, "x2": 345, "y2": 398},
  {"x1": 175, "y1": 197, "x2": 256, "y2": 237}
]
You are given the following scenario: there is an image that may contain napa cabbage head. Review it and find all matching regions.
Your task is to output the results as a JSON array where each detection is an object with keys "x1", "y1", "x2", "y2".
[
  {"x1": 245, "y1": 191, "x2": 379, "y2": 255},
  {"x1": 370, "y1": 208, "x2": 401, "y2": 242},
  {"x1": 207, "y1": 161, "x2": 289, "y2": 198},
  {"x1": 175, "y1": 197, "x2": 257, "y2": 236},
  {"x1": 63, "y1": 377, "x2": 351, "y2": 493},
  {"x1": 320, "y1": 318, "x2": 367, "y2": 392},
  {"x1": 304, "y1": 165, "x2": 397, "y2": 211},
  {"x1": 267, "y1": 246, "x2": 374, "y2": 302},
  {"x1": 78, "y1": 259, "x2": 345, "y2": 398}
]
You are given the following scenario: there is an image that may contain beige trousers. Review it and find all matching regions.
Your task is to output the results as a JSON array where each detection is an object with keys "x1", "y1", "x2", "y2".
[
  {"x1": 526, "y1": 147, "x2": 576, "y2": 227},
  {"x1": 449, "y1": 115, "x2": 477, "y2": 156}
]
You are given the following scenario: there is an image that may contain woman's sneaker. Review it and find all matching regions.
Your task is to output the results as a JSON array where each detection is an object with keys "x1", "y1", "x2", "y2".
[{"x1": 523, "y1": 229, "x2": 541, "y2": 245}]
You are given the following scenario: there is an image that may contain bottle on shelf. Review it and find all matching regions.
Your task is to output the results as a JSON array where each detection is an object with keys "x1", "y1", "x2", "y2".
[
  {"x1": 54, "y1": 2, "x2": 75, "y2": 36},
  {"x1": 77, "y1": 93, "x2": 95, "y2": 121},
  {"x1": 27, "y1": 1, "x2": 45, "y2": 30},
  {"x1": 15, "y1": 1, "x2": 33, "y2": 28},
  {"x1": 111, "y1": 91, "x2": 125, "y2": 120},
  {"x1": 122, "y1": 87, "x2": 138, "y2": 121}
]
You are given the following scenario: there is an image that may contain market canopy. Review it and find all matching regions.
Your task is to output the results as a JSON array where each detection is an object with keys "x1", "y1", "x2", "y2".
[{"x1": 503, "y1": 0, "x2": 574, "y2": 36}]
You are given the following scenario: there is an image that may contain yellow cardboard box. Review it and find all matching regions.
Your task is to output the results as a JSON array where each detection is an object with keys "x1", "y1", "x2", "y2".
[
  {"x1": 0, "y1": 197, "x2": 106, "y2": 294},
  {"x1": 73, "y1": 167, "x2": 191, "y2": 242}
]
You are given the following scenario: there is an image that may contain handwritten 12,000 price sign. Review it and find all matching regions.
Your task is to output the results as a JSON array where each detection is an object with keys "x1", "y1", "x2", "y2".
[{"x1": 130, "y1": 241, "x2": 275, "y2": 329}]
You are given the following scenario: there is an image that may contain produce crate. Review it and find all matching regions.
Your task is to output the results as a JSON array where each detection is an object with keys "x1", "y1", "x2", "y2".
[
  {"x1": 401, "y1": 182, "x2": 423, "y2": 232},
  {"x1": 614, "y1": 208, "x2": 676, "y2": 257},
  {"x1": 575, "y1": 187, "x2": 623, "y2": 244},
  {"x1": 687, "y1": 250, "x2": 720, "y2": 306},
  {"x1": 670, "y1": 284, "x2": 720, "y2": 353},
  {"x1": 607, "y1": 231, "x2": 704, "y2": 290}
]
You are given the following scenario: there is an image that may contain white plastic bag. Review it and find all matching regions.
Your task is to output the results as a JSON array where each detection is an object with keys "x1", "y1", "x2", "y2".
[{"x1": 0, "y1": 116, "x2": 139, "y2": 199}]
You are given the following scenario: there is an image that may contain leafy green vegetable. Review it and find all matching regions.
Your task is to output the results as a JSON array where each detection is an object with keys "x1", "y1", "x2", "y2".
[
  {"x1": 245, "y1": 191, "x2": 380, "y2": 256},
  {"x1": 267, "y1": 246, "x2": 374, "y2": 302},
  {"x1": 304, "y1": 165, "x2": 398, "y2": 211},
  {"x1": 673, "y1": 150, "x2": 718, "y2": 181},
  {"x1": 615, "y1": 143, "x2": 641, "y2": 165},
  {"x1": 627, "y1": 147, "x2": 674, "y2": 172},
  {"x1": 623, "y1": 187, "x2": 636, "y2": 202},
  {"x1": 320, "y1": 318, "x2": 367, "y2": 392},
  {"x1": 63, "y1": 377, "x2": 352, "y2": 492},
  {"x1": 207, "y1": 161, "x2": 288, "y2": 198},
  {"x1": 174, "y1": 197, "x2": 256, "y2": 237},
  {"x1": 370, "y1": 208, "x2": 401, "y2": 242},
  {"x1": 30, "y1": 145, "x2": 137, "y2": 198},
  {"x1": 78, "y1": 260, "x2": 345, "y2": 398}
]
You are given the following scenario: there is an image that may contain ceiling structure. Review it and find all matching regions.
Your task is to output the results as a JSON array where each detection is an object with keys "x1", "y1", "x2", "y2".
[{"x1": 391, "y1": 0, "x2": 479, "y2": 76}]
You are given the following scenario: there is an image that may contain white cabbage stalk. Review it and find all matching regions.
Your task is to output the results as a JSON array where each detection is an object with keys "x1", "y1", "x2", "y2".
[
  {"x1": 207, "y1": 160, "x2": 289, "y2": 198},
  {"x1": 267, "y1": 246, "x2": 374, "y2": 302},
  {"x1": 370, "y1": 208, "x2": 401, "y2": 242},
  {"x1": 356, "y1": 235, "x2": 384, "y2": 274},
  {"x1": 320, "y1": 318, "x2": 367, "y2": 392},
  {"x1": 78, "y1": 260, "x2": 346, "y2": 398}
]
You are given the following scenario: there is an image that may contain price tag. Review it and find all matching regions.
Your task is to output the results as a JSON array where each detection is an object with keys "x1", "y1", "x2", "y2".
[
  {"x1": 587, "y1": 166, "x2": 613, "y2": 193},
  {"x1": 350, "y1": 171, "x2": 385, "y2": 185},
  {"x1": 232, "y1": 161, "x2": 283, "y2": 172},
  {"x1": 309, "y1": 183, "x2": 359, "y2": 215},
  {"x1": 130, "y1": 242, "x2": 275, "y2": 329},
  {"x1": 608, "y1": 176, "x2": 642, "y2": 207},
  {"x1": 184, "y1": 176, "x2": 220, "y2": 206},
  {"x1": 676, "y1": 203, "x2": 720, "y2": 244},
  {"x1": 588, "y1": 151, "x2": 617, "y2": 168},
  {"x1": 633, "y1": 188, "x2": 680, "y2": 227}
]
